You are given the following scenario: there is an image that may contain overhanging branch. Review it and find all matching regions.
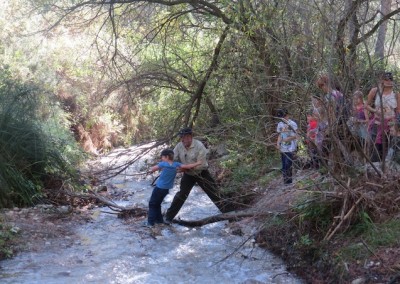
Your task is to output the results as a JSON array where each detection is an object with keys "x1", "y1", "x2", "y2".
[
  {"x1": 347, "y1": 7, "x2": 400, "y2": 50},
  {"x1": 186, "y1": 25, "x2": 230, "y2": 126}
]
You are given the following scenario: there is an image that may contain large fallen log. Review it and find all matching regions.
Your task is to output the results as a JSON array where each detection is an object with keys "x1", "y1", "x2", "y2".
[{"x1": 175, "y1": 209, "x2": 284, "y2": 227}]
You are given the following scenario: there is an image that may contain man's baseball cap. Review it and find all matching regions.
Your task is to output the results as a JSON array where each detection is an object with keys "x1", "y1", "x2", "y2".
[{"x1": 178, "y1": 127, "x2": 193, "y2": 137}]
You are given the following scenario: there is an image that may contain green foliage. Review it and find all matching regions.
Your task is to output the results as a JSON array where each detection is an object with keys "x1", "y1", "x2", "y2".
[
  {"x1": 258, "y1": 170, "x2": 281, "y2": 187},
  {"x1": 338, "y1": 219, "x2": 400, "y2": 263},
  {"x1": 294, "y1": 196, "x2": 338, "y2": 234},
  {"x1": 219, "y1": 152, "x2": 257, "y2": 194},
  {"x1": 350, "y1": 210, "x2": 375, "y2": 235},
  {"x1": 295, "y1": 177, "x2": 315, "y2": 189},
  {"x1": 363, "y1": 219, "x2": 400, "y2": 247},
  {"x1": 0, "y1": 218, "x2": 16, "y2": 259},
  {"x1": 298, "y1": 234, "x2": 313, "y2": 246},
  {"x1": 218, "y1": 146, "x2": 278, "y2": 198},
  {"x1": 262, "y1": 215, "x2": 286, "y2": 228},
  {"x1": 0, "y1": 70, "x2": 81, "y2": 208}
]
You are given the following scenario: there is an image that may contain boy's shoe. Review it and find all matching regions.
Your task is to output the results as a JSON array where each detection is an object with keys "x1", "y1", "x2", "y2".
[{"x1": 141, "y1": 221, "x2": 154, "y2": 228}]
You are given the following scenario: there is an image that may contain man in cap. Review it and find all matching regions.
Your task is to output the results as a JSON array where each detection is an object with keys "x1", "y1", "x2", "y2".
[{"x1": 164, "y1": 127, "x2": 229, "y2": 224}]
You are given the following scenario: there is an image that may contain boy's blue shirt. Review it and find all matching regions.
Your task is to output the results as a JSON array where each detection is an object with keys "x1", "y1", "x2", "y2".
[{"x1": 156, "y1": 161, "x2": 183, "y2": 189}]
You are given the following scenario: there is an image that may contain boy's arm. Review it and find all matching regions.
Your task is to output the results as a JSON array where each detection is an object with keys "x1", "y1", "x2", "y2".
[
  {"x1": 149, "y1": 165, "x2": 160, "y2": 173},
  {"x1": 276, "y1": 135, "x2": 282, "y2": 149},
  {"x1": 281, "y1": 128, "x2": 298, "y2": 142},
  {"x1": 283, "y1": 134, "x2": 297, "y2": 142}
]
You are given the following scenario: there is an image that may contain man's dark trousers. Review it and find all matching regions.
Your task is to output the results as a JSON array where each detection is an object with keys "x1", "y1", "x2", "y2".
[{"x1": 165, "y1": 170, "x2": 231, "y2": 221}]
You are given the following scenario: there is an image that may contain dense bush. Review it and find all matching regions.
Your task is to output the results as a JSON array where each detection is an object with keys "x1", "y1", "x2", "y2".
[{"x1": 0, "y1": 70, "x2": 82, "y2": 208}]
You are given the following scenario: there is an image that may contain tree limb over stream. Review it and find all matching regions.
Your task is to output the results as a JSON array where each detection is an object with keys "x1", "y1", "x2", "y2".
[
  {"x1": 70, "y1": 190, "x2": 284, "y2": 227},
  {"x1": 174, "y1": 210, "x2": 284, "y2": 227}
]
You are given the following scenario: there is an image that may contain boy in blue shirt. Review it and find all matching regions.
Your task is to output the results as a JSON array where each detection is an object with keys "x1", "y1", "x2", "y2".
[{"x1": 145, "y1": 148, "x2": 201, "y2": 227}]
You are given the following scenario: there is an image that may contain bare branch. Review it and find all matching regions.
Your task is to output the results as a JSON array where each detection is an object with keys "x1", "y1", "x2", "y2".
[
  {"x1": 347, "y1": 7, "x2": 400, "y2": 49},
  {"x1": 187, "y1": 25, "x2": 230, "y2": 126}
]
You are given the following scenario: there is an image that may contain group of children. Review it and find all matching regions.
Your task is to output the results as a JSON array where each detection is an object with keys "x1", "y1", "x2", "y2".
[{"x1": 276, "y1": 72, "x2": 400, "y2": 185}]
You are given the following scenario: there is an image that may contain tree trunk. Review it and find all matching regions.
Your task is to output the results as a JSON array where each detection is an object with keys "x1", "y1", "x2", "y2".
[{"x1": 374, "y1": 0, "x2": 392, "y2": 60}]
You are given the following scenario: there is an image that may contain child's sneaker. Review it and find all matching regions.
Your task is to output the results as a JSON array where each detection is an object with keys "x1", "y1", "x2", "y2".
[{"x1": 141, "y1": 221, "x2": 154, "y2": 228}]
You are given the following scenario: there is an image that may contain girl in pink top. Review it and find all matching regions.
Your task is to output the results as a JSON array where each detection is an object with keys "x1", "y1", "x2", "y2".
[{"x1": 366, "y1": 72, "x2": 399, "y2": 161}]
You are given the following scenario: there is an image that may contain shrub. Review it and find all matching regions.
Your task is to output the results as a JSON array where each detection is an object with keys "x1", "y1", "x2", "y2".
[{"x1": 0, "y1": 70, "x2": 81, "y2": 208}]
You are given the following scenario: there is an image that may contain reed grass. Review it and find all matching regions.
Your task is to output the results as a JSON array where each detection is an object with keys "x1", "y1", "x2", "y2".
[{"x1": 0, "y1": 73, "x2": 80, "y2": 208}]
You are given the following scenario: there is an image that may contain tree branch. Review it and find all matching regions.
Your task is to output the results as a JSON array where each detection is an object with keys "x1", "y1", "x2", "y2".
[
  {"x1": 185, "y1": 25, "x2": 230, "y2": 126},
  {"x1": 347, "y1": 7, "x2": 400, "y2": 50},
  {"x1": 175, "y1": 209, "x2": 283, "y2": 227}
]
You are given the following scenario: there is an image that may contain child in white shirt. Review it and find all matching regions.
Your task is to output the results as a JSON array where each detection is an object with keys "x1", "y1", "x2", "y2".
[{"x1": 276, "y1": 109, "x2": 298, "y2": 185}]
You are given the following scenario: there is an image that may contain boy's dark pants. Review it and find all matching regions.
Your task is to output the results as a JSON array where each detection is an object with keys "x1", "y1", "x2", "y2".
[
  {"x1": 281, "y1": 152, "x2": 294, "y2": 184},
  {"x1": 165, "y1": 170, "x2": 230, "y2": 221},
  {"x1": 148, "y1": 187, "x2": 169, "y2": 225}
]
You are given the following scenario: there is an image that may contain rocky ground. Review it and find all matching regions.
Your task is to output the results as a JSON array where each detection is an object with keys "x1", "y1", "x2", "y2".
[{"x1": 0, "y1": 205, "x2": 92, "y2": 258}]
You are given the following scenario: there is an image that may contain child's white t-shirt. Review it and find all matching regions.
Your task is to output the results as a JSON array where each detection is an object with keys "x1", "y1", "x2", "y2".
[{"x1": 277, "y1": 119, "x2": 298, "y2": 153}]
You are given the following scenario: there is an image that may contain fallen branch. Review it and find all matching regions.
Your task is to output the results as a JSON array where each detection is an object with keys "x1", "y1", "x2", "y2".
[
  {"x1": 324, "y1": 195, "x2": 363, "y2": 241},
  {"x1": 88, "y1": 191, "x2": 148, "y2": 218},
  {"x1": 87, "y1": 191, "x2": 126, "y2": 209},
  {"x1": 63, "y1": 189, "x2": 147, "y2": 218},
  {"x1": 175, "y1": 209, "x2": 283, "y2": 227},
  {"x1": 119, "y1": 171, "x2": 149, "y2": 177},
  {"x1": 365, "y1": 182, "x2": 384, "y2": 188}
]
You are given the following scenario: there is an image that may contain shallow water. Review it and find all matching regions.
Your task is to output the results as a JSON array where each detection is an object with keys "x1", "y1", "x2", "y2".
[{"x1": 0, "y1": 147, "x2": 302, "y2": 284}]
